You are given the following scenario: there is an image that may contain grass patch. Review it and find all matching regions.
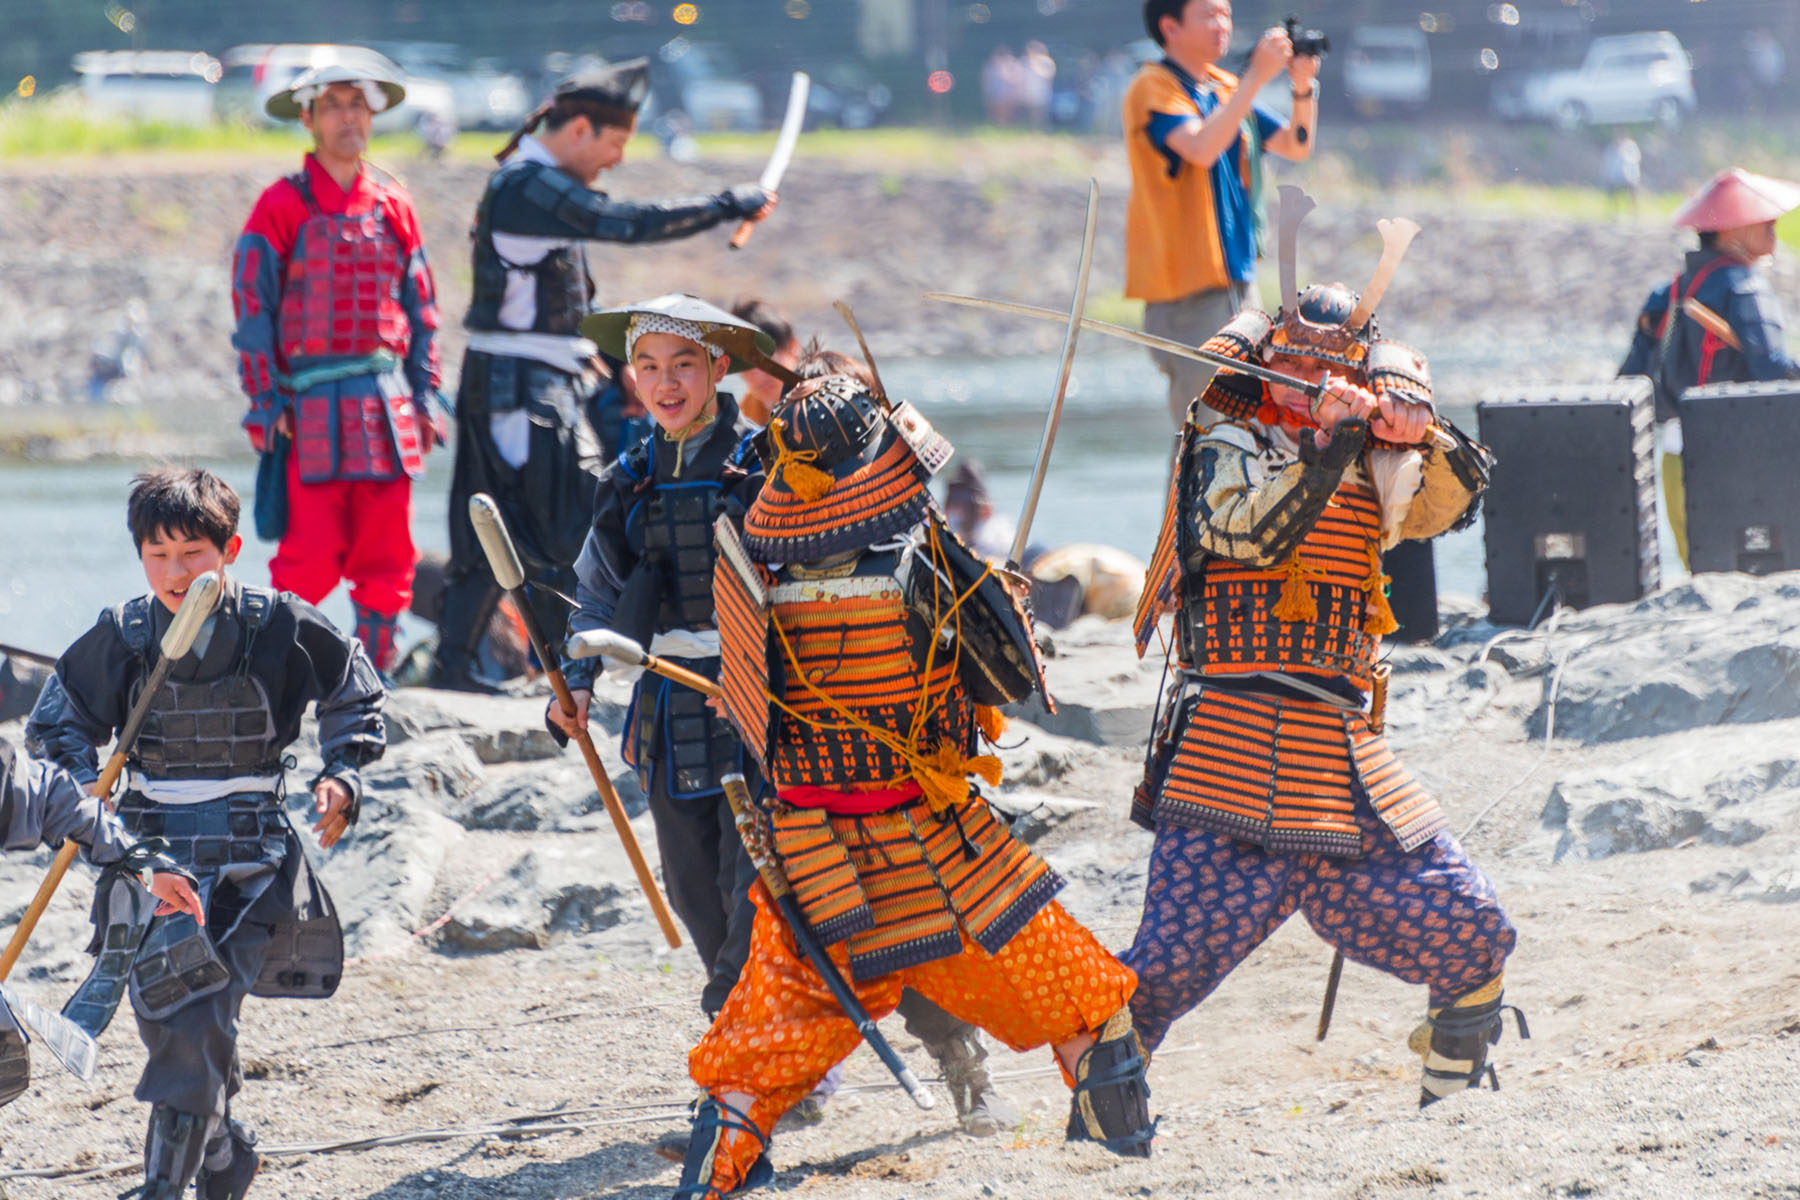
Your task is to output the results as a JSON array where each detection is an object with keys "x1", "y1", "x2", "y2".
[
  {"x1": 1086, "y1": 289, "x2": 1144, "y2": 328},
  {"x1": 690, "y1": 124, "x2": 1109, "y2": 179},
  {"x1": 0, "y1": 96, "x2": 478, "y2": 161}
]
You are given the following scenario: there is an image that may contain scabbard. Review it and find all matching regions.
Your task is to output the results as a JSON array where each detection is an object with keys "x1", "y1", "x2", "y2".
[{"x1": 721, "y1": 774, "x2": 934, "y2": 1110}]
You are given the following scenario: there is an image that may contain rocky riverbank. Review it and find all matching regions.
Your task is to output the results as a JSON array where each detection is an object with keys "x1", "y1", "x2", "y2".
[
  {"x1": 4, "y1": 141, "x2": 1795, "y2": 435},
  {"x1": 1, "y1": 569, "x2": 1797, "y2": 1198}
]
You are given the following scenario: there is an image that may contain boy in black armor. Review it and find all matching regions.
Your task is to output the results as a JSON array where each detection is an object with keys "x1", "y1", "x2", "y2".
[{"x1": 28, "y1": 468, "x2": 385, "y2": 1199}]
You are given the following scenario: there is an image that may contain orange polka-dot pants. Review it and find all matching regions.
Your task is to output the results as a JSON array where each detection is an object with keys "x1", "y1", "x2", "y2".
[{"x1": 687, "y1": 881, "x2": 1136, "y2": 1192}]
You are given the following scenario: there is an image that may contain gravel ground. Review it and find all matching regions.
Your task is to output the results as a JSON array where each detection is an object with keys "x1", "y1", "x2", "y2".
[{"x1": 3, "y1": 587, "x2": 1799, "y2": 1199}]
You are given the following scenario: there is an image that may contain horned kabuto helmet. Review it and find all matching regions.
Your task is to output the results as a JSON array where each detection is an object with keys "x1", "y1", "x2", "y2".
[
  {"x1": 742, "y1": 321, "x2": 954, "y2": 563},
  {"x1": 1266, "y1": 185, "x2": 1420, "y2": 370},
  {"x1": 1198, "y1": 187, "x2": 1433, "y2": 419}
]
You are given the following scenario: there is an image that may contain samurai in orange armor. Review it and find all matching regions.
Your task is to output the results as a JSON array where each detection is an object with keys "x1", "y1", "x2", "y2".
[
  {"x1": 674, "y1": 370, "x2": 1156, "y2": 1196},
  {"x1": 1123, "y1": 194, "x2": 1524, "y2": 1107}
]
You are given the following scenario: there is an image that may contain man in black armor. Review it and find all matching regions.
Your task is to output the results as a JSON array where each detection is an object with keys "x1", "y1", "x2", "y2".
[
  {"x1": 27, "y1": 469, "x2": 385, "y2": 1200},
  {"x1": 431, "y1": 60, "x2": 774, "y2": 692}
]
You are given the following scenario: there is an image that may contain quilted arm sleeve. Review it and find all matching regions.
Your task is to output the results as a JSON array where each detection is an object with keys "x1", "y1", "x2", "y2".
[
  {"x1": 491, "y1": 162, "x2": 753, "y2": 244},
  {"x1": 1185, "y1": 420, "x2": 1366, "y2": 569}
]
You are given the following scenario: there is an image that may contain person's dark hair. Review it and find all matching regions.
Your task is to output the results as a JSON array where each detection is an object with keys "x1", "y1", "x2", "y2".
[
  {"x1": 1698, "y1": 230, "x2": 1720, "y2": 248},
  {"x1": 1144, "y1": 0, "x2": 1194, "y2": 47},
  {"x1": 731, "y1": 298, "x2": 796, "y2": 351},
  {"x1": 496, "y1": 94, "x2": 633, "y2": 161},
  {"x1": 794, "y1": 338, "x2": 875, "y2": 388},
  {"x1": 127, "y1": 468, "x2": 240, "y2": 552}
]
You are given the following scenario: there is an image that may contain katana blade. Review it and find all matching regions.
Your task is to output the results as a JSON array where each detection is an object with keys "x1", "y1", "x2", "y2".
[
  {"x1": 1011, "y1": 178, "x2": 1100, "y2": 565},
  {"x1": 925, "y1": 291, "x2": 1326, "y2": 399},
  {"x1": 928, "y1": 291, "x2": 1457, "y2": 451},
  {"x1": 730, "y1": 70, "x2": 810, "y2": 250}
]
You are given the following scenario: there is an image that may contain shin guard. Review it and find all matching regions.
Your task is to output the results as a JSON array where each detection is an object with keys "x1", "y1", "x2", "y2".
[
  {"x1": 925, "y1": 1026, "x2": 1017, "y2": 1137},
  {"x1": 353, "y1": 604, "x2": 401, "y2": 676},
  {"x1": 123, "y1": 1104, "x2": 207, "y2": 1199},
  {"x1": 1065, "y1": 1008, "x2": 1156, "y2": 1158},
  {"x1": 197, "y1": 1117, "x2": 259, "y2": 1200},
  {"x1": 1415, "y1": 977, "x2": 1530, "y2": 1107},
  {"x1": 673, "y1": 1096, "x2": 774, "y2": 1199}
]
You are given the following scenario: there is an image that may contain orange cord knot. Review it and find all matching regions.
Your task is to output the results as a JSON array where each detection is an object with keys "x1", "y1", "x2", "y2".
[
  {"x1": 1362, "y1": 542, "x2": 1399, "y2": 636},
  {"x1": 768, "y1": 416, "x2": 835, "y2": 502},
  {"x1": 912, "y1": 742, "x2": 1003, "y2": 817},
  {"x1": 974, "y1": 704, "x2": 1008, "y2": 744},
  {"x1": 1270, "y1": 552, "x2": 1322, "y2": 623}
]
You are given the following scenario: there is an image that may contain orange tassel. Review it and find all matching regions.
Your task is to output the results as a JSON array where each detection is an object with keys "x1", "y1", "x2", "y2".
[
  {"x1": 974, "y1": 704, "x2": 1008, "y2": 744},
  {"x1": 1362, "y1": 543, "x2": 1399, "y2": 636},
  {"x1": 783, "y1": 460, "x2": 836, "y2": 502},
  {"x1": 768, "y1": 416, "x2": 834, "y2": 501},
  {"x1": 1270, "y1": 553, "x2": 1320, "y2": 623},
  {"x1": 913, "y1": 742, "x2": 1003, "y2": 816}
]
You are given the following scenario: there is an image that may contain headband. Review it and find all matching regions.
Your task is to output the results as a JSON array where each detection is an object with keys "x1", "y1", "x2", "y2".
[
  {"x1": 293, "y1": 81, "x2": 391, "y2": 114},
  {"x1": 627, "y1": 313, "x2": 726, "y2": 362}
]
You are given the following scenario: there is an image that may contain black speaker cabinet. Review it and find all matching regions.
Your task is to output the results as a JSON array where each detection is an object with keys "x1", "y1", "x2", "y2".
[
  {"x1": 1477, "y1": 380, "x2": 1658, "y2": 626},
  {"x1": 1679, "y1": 380, "x2": 1800, "y2": 575},
  {"x1": 1382, "y1": 538, "x2": 1438, "y2": 644}
]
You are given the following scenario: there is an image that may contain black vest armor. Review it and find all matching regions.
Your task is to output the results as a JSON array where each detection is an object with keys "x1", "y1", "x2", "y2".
[
  {"x1": 121, "y1": 590, "x2": 282, "y2": 781},
  {"x1": 464, "y1": 161, "x2": 591, "y2": 336},
  {"x1": 641, "y1": 481, "x2": 728, "y2": 632}
]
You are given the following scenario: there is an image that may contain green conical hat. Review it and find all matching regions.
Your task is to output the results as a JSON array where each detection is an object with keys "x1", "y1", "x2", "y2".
[{"x1": 580, "y1": 294, "x2": 773, "y2": 376}]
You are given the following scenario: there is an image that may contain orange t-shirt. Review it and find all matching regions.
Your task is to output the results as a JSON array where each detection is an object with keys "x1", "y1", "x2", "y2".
[{"x1": 1123, "y1": 60, "x2": 1278, "y2": 304}]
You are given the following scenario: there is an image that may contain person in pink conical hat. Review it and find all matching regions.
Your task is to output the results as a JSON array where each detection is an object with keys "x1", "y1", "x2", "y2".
[{"x1": 1620, "y1": 167, "x2": 1800, "y2": 564}]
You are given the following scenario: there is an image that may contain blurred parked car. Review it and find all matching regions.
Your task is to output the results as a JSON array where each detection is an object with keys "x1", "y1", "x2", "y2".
[
  {"x1": 1345, "y1": 26, "x2": 1429, "y2": 114},
  {"x1": 215, "y1": 43, "x2": 458, "y2": 136},
  {"x1": 647, "y1": 40, "x2": 761, "y2": 132},
  {"x1": 1491, "y1": 31, "x2": 1695, "y2": 132},
  {"x1": 72, "y1": 50, "x2": 220, "y2": 124},
  {"x1": 806, "y1": 62, "x2": 892, "y2": 130},
  {"x1": 369, "y1": 43, "x2": 531, "y2": 131}
]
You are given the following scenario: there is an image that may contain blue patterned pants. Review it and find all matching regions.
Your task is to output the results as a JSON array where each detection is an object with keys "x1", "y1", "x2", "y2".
[{"x1": 1122, "y1": 808, "x2": 1515, "y2": 1053}]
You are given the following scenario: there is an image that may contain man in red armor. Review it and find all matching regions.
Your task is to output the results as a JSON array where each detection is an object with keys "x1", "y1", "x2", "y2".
[{"x1": 231, "y1": 59, "x2": 443, "y2": 674}]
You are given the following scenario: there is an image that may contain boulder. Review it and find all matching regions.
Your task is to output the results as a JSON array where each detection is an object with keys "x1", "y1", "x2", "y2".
[
  {"x1": 384, "y1": 688, "x2": 623, "y2": 762},
  {"x1": 437, "y1": 840, "x2": 641, "y2": 952},
  {"x1": 1532, "y1": 724, "x2": 1800, "y2": 864},
  {"x1": 455, "y1": 761, "x2": 648, "y2": 832},
  {"x1": 313, "y1": 793, "x2": 463, "y2": 958},
  {"x1": 1528, "y1": 575, "x2": 1800, "y2": 744},
  {"x1": 359, "y1": 732, "x2": 487, "y2": 812},
  {"x1": 1008, "y1": 625, "x2": 1162, "y2": 748}
]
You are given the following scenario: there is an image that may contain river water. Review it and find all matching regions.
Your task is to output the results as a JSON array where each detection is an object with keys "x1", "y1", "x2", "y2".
[{"x1": 0, "y1": 346, "x2": 1675, "y2": 657}]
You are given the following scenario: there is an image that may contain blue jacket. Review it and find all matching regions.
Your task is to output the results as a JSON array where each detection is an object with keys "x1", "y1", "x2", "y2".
[{"x1": 1621, "y1": 248, "x2": 1800, "y2": 421}]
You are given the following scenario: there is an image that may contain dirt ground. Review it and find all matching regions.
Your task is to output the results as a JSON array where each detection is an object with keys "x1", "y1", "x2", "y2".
[{"x1": 3, "y1": 611, "x2": 1799, "y2": 1200}]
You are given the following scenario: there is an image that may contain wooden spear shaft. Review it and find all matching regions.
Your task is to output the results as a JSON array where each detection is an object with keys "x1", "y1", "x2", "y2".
[{"x1": 468, "y1": 495, "x2": 682, "y2": 950}]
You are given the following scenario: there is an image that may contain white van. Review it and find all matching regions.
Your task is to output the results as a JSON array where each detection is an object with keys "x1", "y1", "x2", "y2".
[
  {"x1": 72, "y1": 50, "x2": 221, "y2": 125},
  {"x1": 1345, "y1": 27, "x2": 1431, "y2": 114}
]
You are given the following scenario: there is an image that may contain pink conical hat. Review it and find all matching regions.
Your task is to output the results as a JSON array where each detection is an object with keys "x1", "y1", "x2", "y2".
[{"x1": 1671, "y1": 168, "x2": 1800, "y2": 232}]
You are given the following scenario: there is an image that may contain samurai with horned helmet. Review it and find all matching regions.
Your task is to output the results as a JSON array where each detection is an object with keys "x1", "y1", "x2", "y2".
[{"x1": 1121, "y1": 187, "x2": 1525, "y2": 1108}]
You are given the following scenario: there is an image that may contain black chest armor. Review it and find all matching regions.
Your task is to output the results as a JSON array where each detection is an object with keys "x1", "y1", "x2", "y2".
[
  {"x1": 623, "y1": 421, "x2": 750, "y2": 634},
  {"x1": 465, "y1": 161, "x2": 592, "y2": 336},
  {"x1": 121, "y1": 589, "x2": 282, "y2": 782}
]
